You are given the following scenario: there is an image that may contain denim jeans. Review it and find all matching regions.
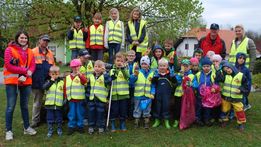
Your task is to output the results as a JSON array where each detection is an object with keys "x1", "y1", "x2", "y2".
[
  {"x1": 108, "y1": 43, "x2": 121, "y2": 64},
  {"x1": 133, "y1": 98, "x2": 151, "y2": 118},
  {"x1": 67, "y1": 101, "x2": 85, "y2": 128},
  {"x1": 90, "y1": 49, "x2": 103, "y2": 61},
  {"x1": 5, "y1": 85, "x2": 31, "y2": 131},
  {"x1": 88, "y1": 99, "x2": 105, "y2": 128},
  {"x1": 110, "y1": 99, "x2": 128, "y2": 120},
  {"x1": 46, "y1": 109, "x2": 63, "y2": 125}
]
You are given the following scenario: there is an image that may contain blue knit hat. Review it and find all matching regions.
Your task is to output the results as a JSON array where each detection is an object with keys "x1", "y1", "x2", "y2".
[{"x1": 201, "y1": 57, "x2": 212, "y2": 66}]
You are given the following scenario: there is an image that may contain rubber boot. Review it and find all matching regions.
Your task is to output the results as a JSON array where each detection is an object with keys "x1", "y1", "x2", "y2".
[
  {"x1": 144, "y1": 118, "x2": 150, "y2": 129},
  {"x1": 173, "y1": 120, "x2": 179, "y2": 128},
  {"x1": 47, "y1": 123, "x2": 53, "y2": 138},
  {"x1": 57, "y1": 123, "x2": 63, "y2": 136},
  {"x1": 237, "y1": 124, "x2": 245, "y2": 132},
  {"x1": 164, "y1": 120, "x2": 171, "y2": 129},
  {"x1": 152, "y1": 119, "x2": 161, "y2": 128},
  {"x1": 111, "y1": 120, "x2": 116, "y2": 132},
  {"x1": 120, "y1": 120, "x2": 127, "y2": 132},
  {"x1": 134, "y1": 118, "x2": 140, "y2": 128}
]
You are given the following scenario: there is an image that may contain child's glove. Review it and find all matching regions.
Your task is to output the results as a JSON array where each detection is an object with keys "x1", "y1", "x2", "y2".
[{"x1": 169, "y1": 66, "x2": 175, "y2": 77}]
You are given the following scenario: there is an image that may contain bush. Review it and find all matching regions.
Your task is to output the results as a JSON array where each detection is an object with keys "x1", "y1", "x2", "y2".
[
  {"x1": 253, "y1": 59, "x2": 261, "y2": 74},
  {"x1": 0, "y1": 57, "x2": 4, "y2": 68},
  {"x1": 252, "y1": 73, "x2": 261, "y2": 89}
]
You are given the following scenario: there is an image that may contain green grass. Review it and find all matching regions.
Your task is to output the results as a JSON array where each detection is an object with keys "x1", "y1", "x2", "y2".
[{"x1": 0, "y1": 86, "x2": 261, "y2": 146}]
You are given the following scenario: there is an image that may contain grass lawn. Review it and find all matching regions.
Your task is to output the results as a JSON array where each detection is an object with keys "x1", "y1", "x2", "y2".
[{"x1": 0, "y1": 86, "x2": 261, "y2": 146}]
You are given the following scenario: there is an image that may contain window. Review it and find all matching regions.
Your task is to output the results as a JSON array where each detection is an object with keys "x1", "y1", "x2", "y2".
[
  {"x1": 194, "y1": 44, "x2": 197, "y2": 50},
  {"x1": 185, "y1": 44, "x2": 189, "y2": 50}
]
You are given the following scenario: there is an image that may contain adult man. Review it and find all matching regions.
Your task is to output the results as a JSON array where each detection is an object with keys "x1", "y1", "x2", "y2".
[
  {"x1": 228, "y1": 24, "x2": 256, "y2": 71},
  {"x1": 198, "y1": 23, "x2": 226, "y2": 59},
  {"x1": 31, "y1": 34, "x2": 55, "y2": 128},
  {"x1": 67, "y1": 16, "x2": 87, "y2": 60}
]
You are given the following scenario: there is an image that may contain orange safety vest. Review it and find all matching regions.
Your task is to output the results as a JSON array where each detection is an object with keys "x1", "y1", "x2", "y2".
[
  {"x1": 3, "y1": 46, "x2": 34, "y2": 85},
  {"x1": 32, "y1": 47, "x2": 54, "y2": 64}
]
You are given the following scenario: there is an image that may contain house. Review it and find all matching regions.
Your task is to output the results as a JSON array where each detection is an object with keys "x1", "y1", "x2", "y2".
[{"x1": 174, "y1": 28, "x2": 235, "y2": 57}]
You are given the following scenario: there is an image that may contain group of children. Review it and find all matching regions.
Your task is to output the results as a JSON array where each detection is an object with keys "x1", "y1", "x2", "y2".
[{"x1": 42, "y1": 37, "x2": 251, "y2": 137}]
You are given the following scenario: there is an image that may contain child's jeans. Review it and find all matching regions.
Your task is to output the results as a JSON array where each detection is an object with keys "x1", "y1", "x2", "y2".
[
  {"x1": 46, "y1": 109, "x2": 63, "y2": 125},
  {"x1": 90, "y1": 49, "x2": 103, "y2": 61},
  {"x1": 173, "y1": 96, "x2": 182, "y2": 121},
  {"x1": 195, "y1": 96, "x2": 203, "y2": 121},
  {"x1": 110, "y1": 99, "x2": 128, "y2": 120},
  {"x1": 128, "y1": 87, "x2": 135, "y2": 117},
  {"x1": 243, "y1": 95, "x2": 249, "y2": 107},
  {"x1": 133, "y1": 99, "x2": 151, "y2": 118},
  {"x1": 68, "y1": 101, "x2": 85, "y2": 128},
  {"x1": 108, "y1": 43, "x2": 121, "y2": 64},
  {"x1": 202, "y1": 107, "x2": 212, "y2": 122},
  {"x1": 88, "y1": 99, "x2": 105, "y2": 128}
]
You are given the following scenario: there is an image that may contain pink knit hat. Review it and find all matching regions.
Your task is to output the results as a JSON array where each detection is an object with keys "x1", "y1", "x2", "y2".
[
  {"x1": 190, "y1": 57, "x2": 199, "y2": 64},
  {"x1": 70, "y1": 59, "x2": 82, "y2": 67}
]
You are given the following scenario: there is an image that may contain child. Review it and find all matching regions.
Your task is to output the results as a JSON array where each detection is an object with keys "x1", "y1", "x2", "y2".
[
  {"x1": 211, "y1": 54, "x2": 222, "y2": 73},
  {"x1": 220, "y1": 63, "x2": 248, "y2": 131},
  {"x1": 173, "y1": 59, "x2": 197, "y2": 128},
  {"x1": 126, "y1": 50, "x2": 138, "y2": 117},
  {"x1": 163, "y1": 39, "x2": 179, "y2": 71},
  {"x1": 195, "y1": 57, "x2": 219, "y2": 126},
  {"x1": 87, "y1": 60, "x2": 111, "y2": 134},
  {"x1": 64, "y1": 59, "x2": 87, "y2": 135},
  {"x1": 126, "y1": 7, "x2": 148, "y2": 62},
  {"x1": 104, "y1": 8, "x2": 125, "y2": 64},
  {"x1": 129, "y1": 56, "x2": 155, "y2": 129},
  {"x1": 86, "y1": 12, "x2": 104, "y2": 61},
  {"x1": 190, "y1": 57, "x2": 200, "y2": 75},
  {"x1": 193, "y1": 48, "x2": 204, "y2": 68},
  {"x1": 79, "y1": 49, "x2": 94, "y2": 78},
  {"x1": 43, "y1": 66, "x2": 64, "y2": 137},
  {"x1": 152, "y1": 58, "x2": 176, "y2": 129},
  {"x1": 150, "y1": 45, "x2": 165, "y2": 71},
  {"x1": 206, "y1": 51, "x2": 215, "y2": 60},
  {"x1": 109, "y1": 52, "x2": 130, "y2": 132},
  {"x1": 235, "y1": 52, "x2": 252, "y2": 111}
]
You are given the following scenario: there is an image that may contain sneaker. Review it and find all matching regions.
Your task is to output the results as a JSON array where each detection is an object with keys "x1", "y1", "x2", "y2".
[
  {"x1": 134, "y1": 119, "x2": 140, "y2": 128},
  {"x1": 83, "y1": 119, "x2": 88, "y2": 126},
  {"x1": 98, "y1": 128, "x2": 104, "y2": 134},
  {"x1": 244, "y1": 104, "x2": 252, "y2": 111},
  {"x1": 24, "y1": 127, "x2": 37, "y2": 135},
  {"x1": 5, "y1": 131, "x2": 13, "y2": 141},
  {"x1": 88, "y1": 127, "x2": 94, "y2": 135}
]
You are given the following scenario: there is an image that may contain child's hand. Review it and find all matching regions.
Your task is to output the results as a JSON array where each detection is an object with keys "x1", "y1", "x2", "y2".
[
  {"x1": 144, "y1": 48, "x2": 151, "y2": 56},
  {"x1": 211, "y1": 88, "x2": 216, "y2": 93},
  {"x1": 235, "y1": 89, "x2": 241, "y2": 94}
]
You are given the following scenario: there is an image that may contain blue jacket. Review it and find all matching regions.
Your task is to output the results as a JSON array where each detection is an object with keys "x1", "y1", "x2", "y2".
[
  {"x1": 175, "y1": 70, "x2": 198, "y2": 89},
  {"x1": 129, "y1": 69, "x2": 155, "y2": 99}
]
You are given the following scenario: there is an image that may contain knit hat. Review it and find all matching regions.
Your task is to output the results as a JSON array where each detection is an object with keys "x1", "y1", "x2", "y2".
[
  {"x1": 211, "y1": 54, "x2": 222, "y2": 62},
  {"x1": 190, "y1": 57, "x2": 199, "y2": 65},
  {"x1": 181, "y1": 59, "x2": 191, "y2": 65},
  {"x1": 193, "y1": 48, "x2": 203, "y2": 54},
  {"x1": 201, "y1": 57, "x2": 212, "y2": 66},
  {"x1": 140, "y1": 56, "x2": 150, "y2": 66},
  {"x1": 70, "y1": 59, "x2": 82, "y2": 67},
  {"x1": 153, "y1": 45, "x2": 164, "y2": 52}
]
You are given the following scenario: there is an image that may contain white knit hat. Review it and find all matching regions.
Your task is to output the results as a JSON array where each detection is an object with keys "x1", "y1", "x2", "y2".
[
  {"x1": 140, "y1": 56, "x2": 150, "y2": 66},
  {"x1": 211, "y1": 54, "x2": 222, "y2": 62}
]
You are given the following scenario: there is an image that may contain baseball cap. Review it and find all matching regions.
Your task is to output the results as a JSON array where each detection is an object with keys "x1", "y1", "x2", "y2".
[
  {"x1": 74, "y1": 16, "x2": 82, "y2": 22},
  {"x1": 210, "y1": 23, "x2": 219, "y2": 30},
  {"x1": 39, "y1": 34, "x2": 50, "y2": 41},
  {"x1": 79, "y1": 50, "x2": 90, "y2": 58}
]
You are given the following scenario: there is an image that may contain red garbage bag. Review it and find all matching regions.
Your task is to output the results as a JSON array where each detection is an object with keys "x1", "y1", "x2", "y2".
[
  {"x1": 200, "y1": 84, "x2": 221, "y2": 108},
  {"x1": 179, "y1": 76, "x2": 196, "y2": 130}
]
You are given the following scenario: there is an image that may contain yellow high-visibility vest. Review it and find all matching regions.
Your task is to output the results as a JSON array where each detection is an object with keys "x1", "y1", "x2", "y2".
[
  {"x1": 222, "y1": 72, "x2": 243, "y2": 99},
  {"x1": 66, "y1": 75, "x2": 85, "y2": 100},
  {"x1": 89, "y1": 74, "x2": 108, "y2": 102},
  {"x1": 128, "y1": 20, "x2": 148, "y2": 54},
  {"x1": 45, "y1": 80, "x2": 64, "y2": 106},
  {"x1": 229, "y1": 37, "x2": 249, "y2": 67},
  {"x1": 134, "y1": 71, "x2": 154, "y2": 98},
  {"x1": 174, "y1": 74, "x2": 195, "y2": 97},
  {"x1": 80, "y1": 61, "x2": 94, "y2": 78},
  {"x1": 90, "y1": 25, "x2": 104, "y2": 46},
  {"x1": 108, "y1": 20, "x2": 123, "y2": 43},
  {"x1": 110, "y1": 69, "x2": 129, "y2": 95},
  {"x1": 69, "y1": 29, "x2": 85, "y2": 49}
]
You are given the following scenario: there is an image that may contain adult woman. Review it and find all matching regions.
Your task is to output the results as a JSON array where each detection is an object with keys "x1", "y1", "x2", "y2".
[{"x1": 4, "y1": 31, "x2": 37, "y2": 140}]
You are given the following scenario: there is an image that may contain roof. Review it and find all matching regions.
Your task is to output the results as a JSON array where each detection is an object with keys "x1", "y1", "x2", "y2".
[{"x1": 183, "y1": 28, "x2": 236, "y2": 53}]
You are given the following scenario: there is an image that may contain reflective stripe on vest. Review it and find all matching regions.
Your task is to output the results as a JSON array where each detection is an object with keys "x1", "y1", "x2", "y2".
[
  {"x1": 45, "y1": 80, "x2": 64, "y2": 106},
  {"x1": 66, "y1": 75, "x2": 85, "y2": 100},
  {"x1": 229, "y1": 37, "x2": 249, "y2": 67},
  {"x1": 174, "y1": 74, "x2": 195, "y2": 97},
  {"x1": 32, "y1": 47, "x2": 54, "y2": 64},
  {"x1": 128, "y1": 20, "x2": 148, "y2": 54},
  {"x1": 80, "y1": 61, "x2": 94, "y2": 78},
  {"x1": 3, "y1": 47, "x2": 33, "y2": 85},
  {"x1": 90, "y1": 25, "x2": 104, "y2": 46},
  {"x1": 69, "y1": 29, "x2": 85, "y2": 49},
  {"x1": 222, "y1": 72, "x2": 243, "y2": 99},
  {"x1": 150, "y1": 57, "x2": 158, "y2": 71},
  {"x1": 108, "y1": 20, "x2": 123, "y2": 43},
  {"x1": 89, "y1": 74, "x2": 108, "y2": 102},
  {"x1": 134, "y1": 71, "x2": 154, "y2": 98},
  {"x1": 110, "y1": 69, "x2": 129, "y2": 95}
]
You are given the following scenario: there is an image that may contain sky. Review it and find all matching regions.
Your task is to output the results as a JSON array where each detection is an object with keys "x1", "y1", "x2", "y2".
[{"x1": 201, "y1": 0, "x2": 261, "y2": 32}]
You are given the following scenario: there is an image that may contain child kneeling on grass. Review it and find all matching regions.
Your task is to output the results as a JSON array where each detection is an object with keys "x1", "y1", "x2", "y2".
[
  {"x1": 43, "y1": 66, "x2": 65, "y2": 137},
  {"x1": 129, "y1": 56, "x2": 155, "y2": 129}
]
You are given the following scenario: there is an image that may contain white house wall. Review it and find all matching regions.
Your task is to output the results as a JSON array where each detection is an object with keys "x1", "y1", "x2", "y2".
[
  {"x1": 176, "y1": 38, "x2": 198, "y2": 57},
  {"x1": 48, "y1": 42, "x2": 66, "y2": 64}
]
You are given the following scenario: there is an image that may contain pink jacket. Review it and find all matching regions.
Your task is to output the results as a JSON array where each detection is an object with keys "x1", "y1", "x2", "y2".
[{"x1": 4, "y1": 42, "x2": 36, "y2": 76}]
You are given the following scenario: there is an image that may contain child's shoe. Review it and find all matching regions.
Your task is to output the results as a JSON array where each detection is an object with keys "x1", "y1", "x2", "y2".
[
  {"x1": 88, "y1": 127, "x2": 94, "y2": 135},
  {"x1": 24, "y1": 127, "x2": 37, "y2": 135},
  {"x1": 237, "y1": 124, "x2": 245, "y2": 131},
  {"x1": 152, "y1": 119, "x2": 160, "y2": 128},
  {"x1": 57, "y1": 125, "x2": 63, "y2": 136},
  {"x1": 173, "y1": 120, "x2": 179, "y2": 128},
  {"x1": 47, "y1": 124, "x2": 53, "y2": 138},
  {"x1": 134, "y1": 118, "x2": 140, "y2": 128},
  {"x1": 244, "y1": 104, "x2": 251, "y2": 111},
  {"x1": 120, "y1": 120, "x2": 127, "y2": 132},
  {"x1": 144, "y1": 118, "x2": 150, "y2": 129},
  {"x1": 98, "y1": 128, "x2": 104, "y2": 134},
  {"x1": 111, "y1": 120, "x2": 116, "y2": 132},
  {"x1": 67, "y1": 127, "x2": 75, "y2": 135},
  {"x1": 5, "y1": 131, "x2": 13, "y2": 141},
  {"x1": 164, "y1": 120, "x2": 171, "y2": 129},
  {"x1": 83, "y1": 119, "x2": 88, "y2": 126}
]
